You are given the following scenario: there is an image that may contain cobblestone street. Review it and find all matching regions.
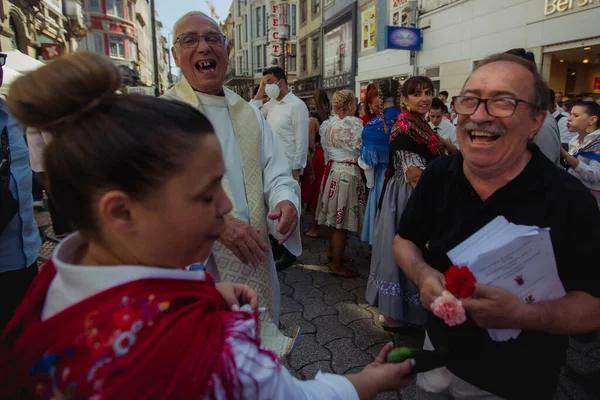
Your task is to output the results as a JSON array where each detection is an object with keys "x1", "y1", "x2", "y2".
[{"x1": 34, "y1": 210, "x2": 598, "y2": 399}]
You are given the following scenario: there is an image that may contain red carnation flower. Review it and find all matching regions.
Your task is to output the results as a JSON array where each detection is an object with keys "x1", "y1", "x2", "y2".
[{"x1": 444, "y1": 265, "x2": 476, "y2": 299}]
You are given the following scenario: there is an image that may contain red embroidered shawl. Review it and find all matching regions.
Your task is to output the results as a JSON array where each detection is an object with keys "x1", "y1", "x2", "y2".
[{"x1": 0, "y1": 260, "x2": 268, "y2": 399}]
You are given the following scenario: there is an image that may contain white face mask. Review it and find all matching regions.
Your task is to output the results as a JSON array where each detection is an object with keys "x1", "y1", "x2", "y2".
[{"x1": 265, "y1": 80, "x2": 281, "y2": 100}]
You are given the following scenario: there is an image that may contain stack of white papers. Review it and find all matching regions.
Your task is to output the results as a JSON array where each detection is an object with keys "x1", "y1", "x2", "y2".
[{"x1": 447, "y1": 216, "x2": 566, "y2": 342}]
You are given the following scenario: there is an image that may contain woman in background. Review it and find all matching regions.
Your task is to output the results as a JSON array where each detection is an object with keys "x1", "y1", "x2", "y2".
[
  {"x1": 359, "y1": 79, "x2": 401, "y2": 245},
  {"x1": 318, "y1": 90, "x2": 366, "y2": 278},
  {"x1": 303, "y1": 90, "x2": 330, "y2": 238},
  {"x1": 360, "y1": 83, "x2": 379, "y2": 126},
  {"x1": 366, "y1": 76, "x2": 447, "y2": 333}
]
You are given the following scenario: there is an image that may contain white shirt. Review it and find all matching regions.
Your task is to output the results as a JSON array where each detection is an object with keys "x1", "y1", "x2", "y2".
[
  {"x1": 552, "y1": 109, "x2": 574, "y2": 144},
  {"x1": 430, "y1": 119, "x2": 459, "y2": 148},
  {"x1": 251, "y1": 92, "x2": 309, "y2": 171},
  {"x1": 568, "y1": 129, "x2": 600, "y2": 194},
  {"x1": 43, "y1": 234, "x2": 359, "y2": 400}
]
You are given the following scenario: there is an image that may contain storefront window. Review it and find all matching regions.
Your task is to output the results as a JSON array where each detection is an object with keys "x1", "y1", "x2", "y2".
[
  {"x1": 324, "y1": 20, "x2": 352, "y2": 78},
  {"x1": 361, "y1": 7, "x2": 376, "y2": 51}
]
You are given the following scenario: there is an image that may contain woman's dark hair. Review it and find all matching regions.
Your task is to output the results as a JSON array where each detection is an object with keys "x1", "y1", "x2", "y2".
[
  {"x1": 376, "y1": 78, "x2": 401, "y2": 115},
  {"x1": 8, "y1": 52, "x2": 216, "y2": 235},
  {"x1": 574, "y1": 100, "x2": 600, "y2": 129},
  {"x1": 314, "y1": 89, "x2": 331, "y2": 122},
  {"x1": 401, "y1": 76, "x2": 434, "y2": 98}
]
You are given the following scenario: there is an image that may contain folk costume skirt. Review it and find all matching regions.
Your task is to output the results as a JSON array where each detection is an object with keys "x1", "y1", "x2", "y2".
[{"x1": 316, "y1": 160, "x2": 366, "y2": 233}]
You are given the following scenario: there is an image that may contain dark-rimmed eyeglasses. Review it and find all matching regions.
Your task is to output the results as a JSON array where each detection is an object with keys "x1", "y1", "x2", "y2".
[
  {"x1": 175, "y1": 32, "x2": 226, "y2": 48},
  {"x1": 453, "y1": 95, "x2": 538, "y2": 118},
  {"x1": 0, "y1": 53, "x2": 7, "y2": 67}
]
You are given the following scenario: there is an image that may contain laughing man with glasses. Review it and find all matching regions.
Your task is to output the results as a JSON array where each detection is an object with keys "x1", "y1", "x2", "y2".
[{"x1": 393, "y1": 52, "x2": 600, "y2": 399}]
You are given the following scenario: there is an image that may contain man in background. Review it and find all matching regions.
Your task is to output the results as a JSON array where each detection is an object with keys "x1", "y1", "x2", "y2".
[
  {"x1": 429, "y1": 98, "x2": 458, "y2": 148},
  {"x1": 0, "y1": 52, "x2": 41, "y2": 330}
]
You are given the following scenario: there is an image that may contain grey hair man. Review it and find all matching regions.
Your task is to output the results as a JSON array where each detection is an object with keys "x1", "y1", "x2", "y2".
[{"x1": 164, "y1": 11, "x2": 302, "y2": 327}]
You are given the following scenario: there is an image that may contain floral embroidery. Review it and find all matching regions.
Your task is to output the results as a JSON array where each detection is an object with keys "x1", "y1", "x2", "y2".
[
  {"x1": 357, "y1": 184, "x2": 367, "y2": 206},
  {"x1": 113, "y1": 306, "x2": 136, "y2": 329},
  {"x1": 328, "y1": 180, "x2": 337, "y2": 198},
  {"x1": 398, "y1": 120, "x2": 409, "y2": 132},
  {"x1": 336, "y1": 207, "x2": 346, "y2": 224},
  {"x1": 30, "y1": 293, "x2": 171, "y2": 399}
]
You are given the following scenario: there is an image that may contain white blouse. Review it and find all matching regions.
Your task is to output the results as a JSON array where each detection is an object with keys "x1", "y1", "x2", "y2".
[
  {"x1": 321, "y1": 115, "x2": 363, "y2": 163},
  {"x1": 568, "y1": 129, "x2": 600, "y2": 194},
  {"x1": 43, "y1": 234, "x2": 359, "y2": 400}
]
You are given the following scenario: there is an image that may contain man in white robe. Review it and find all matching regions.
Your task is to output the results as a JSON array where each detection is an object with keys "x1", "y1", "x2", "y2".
[{"x1": 164, "y1": 11, "x2": 301, "y2": 327}]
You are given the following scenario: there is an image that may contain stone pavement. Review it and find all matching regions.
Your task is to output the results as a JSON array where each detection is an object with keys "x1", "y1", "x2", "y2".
[
  {"x1": 34, "y1": 209, "x2": 599, "y2": 399},
  {"x1": 279, "y1": 216, "x2": 418, "y2": 400}
]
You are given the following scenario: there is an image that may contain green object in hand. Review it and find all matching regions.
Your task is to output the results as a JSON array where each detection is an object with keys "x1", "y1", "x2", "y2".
[{"x1": 385, "y1": 347, "x2": 447, "y2": 374}]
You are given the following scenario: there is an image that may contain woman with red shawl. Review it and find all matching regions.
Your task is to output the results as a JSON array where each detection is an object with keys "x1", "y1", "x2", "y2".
[{"x1": 0, "y1": 53, "x2": 414, "y2": 400}]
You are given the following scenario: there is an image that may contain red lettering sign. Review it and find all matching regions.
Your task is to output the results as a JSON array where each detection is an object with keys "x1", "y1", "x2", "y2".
[{"x1": 272, "y1": 18, "x2": 279, "y2": 26}]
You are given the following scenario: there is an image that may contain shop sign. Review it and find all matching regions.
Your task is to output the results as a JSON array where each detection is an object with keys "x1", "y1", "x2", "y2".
[
  {"x1": 544, "y1": 0, "x2": 600, "y2": 16},
  {"x1": 41, "y1": 43, "x2": 62, "y2": 60},
  {"x1": 594, "y1": 77, "x2": 600, "y2": 91},
  {"x1": 269, "y1": 1, "x2": 281, "y2": 57},
  {"x1": 386, "y1": 26, "x2": 421, "y2": 50},
  {"x1": 323, "y1": 73, "x2": 352, "y2": 89}
]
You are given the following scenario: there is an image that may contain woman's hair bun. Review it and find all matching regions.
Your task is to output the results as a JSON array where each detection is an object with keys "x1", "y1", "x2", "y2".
[{"x1": 7, "y1": 52, "x2": 122, "y2": 133}]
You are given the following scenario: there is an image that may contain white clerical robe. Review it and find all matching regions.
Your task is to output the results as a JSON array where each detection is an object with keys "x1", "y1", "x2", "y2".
[{"x1": 196, "y1": 92, "x2": 302, "y2": 324}]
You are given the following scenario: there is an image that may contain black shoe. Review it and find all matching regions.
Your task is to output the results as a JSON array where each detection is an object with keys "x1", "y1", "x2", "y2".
[{"x1": 276, "y1": 252, "x2": 296, "y2": 271}]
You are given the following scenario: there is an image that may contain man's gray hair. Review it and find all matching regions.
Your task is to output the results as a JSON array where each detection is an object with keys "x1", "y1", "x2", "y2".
[{"x1": 173, "y1": 11, "x2": 224, "y2": 39}]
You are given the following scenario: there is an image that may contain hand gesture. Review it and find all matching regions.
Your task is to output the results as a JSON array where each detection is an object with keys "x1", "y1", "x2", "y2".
[
  {"x1": 268, "y1": 200, "x2": 298, "y2": 244},
  {"x1": 363, "y1": 343, "x2": 415, "y2": 392},
  {"x1": 218, "y1": 215, "x2": 269, "y2": 267},
  {"x1": 215, "y1": 282, "x2": 259, "y2": 312},
  {"x1": 462, "y1": 283, "x2": 526, "y2": 329},
  {"x1": 418, "y1": 269, "x2": 445, "y2": 309}
]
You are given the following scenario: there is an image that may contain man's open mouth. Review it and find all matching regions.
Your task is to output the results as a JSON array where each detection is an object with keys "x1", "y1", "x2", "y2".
[
  {"x1": 195, "y1": 60, "x2": 216, "y2": 73},
  {"x1": 469, "y1": 130, "x2": 501, "y2": 145}
]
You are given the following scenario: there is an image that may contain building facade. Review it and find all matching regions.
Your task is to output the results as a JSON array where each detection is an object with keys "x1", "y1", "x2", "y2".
[
  {"x1": 230, "y1": 0, "x2": 298, "y2": 100},
  {"x1": 356, "y1": 0, "x2": 600, "y2": 100},
  {"x1": 295, "y1": 0, "x2": 322, "y2": 101},
  {"x1": 322, "y1": 0, "x2": 357, "y2": 98},
  {"x1": 79, "y1": 0, "x2": 139, "y2": 85},
  {"x1": 134, "y1": 0, "x2": 152, "y2": 86},
  {"x1": 356, "y1": 0, "x2": 413, "y2": 100},
  {"x1": 0, "y1": 0, "x2": 84, "y2": 58}
]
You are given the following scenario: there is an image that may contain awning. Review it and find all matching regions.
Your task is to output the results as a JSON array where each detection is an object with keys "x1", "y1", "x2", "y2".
[
  {"x1": 0, "y1": 67, "x2": 24, "y2": 98},
  {"x1": 225, "y1": 76, "x2": 254, "y2": 86},
  {"x1": 4, "y1": 51, "x2": 45, "y2": 73}
]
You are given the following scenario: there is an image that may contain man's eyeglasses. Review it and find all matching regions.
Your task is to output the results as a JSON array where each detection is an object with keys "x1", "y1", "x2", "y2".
[
  {"x1": 453, "y1": 96, "x2": 538, "y2": 118},
  {"x1": 0, "y1": 53, "x2": 7, "y2": 67},
  {"x1": 175, "y1": 32, "x2": 226, "y2": 48}
]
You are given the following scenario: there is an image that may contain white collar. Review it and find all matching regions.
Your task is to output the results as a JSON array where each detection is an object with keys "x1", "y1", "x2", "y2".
[
  {"x1": 569, "y1": 129, "x2": 600, "y2": 150},
  {"x1": 49, "y1": 233, "x2": 207, "y2": 312}
]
